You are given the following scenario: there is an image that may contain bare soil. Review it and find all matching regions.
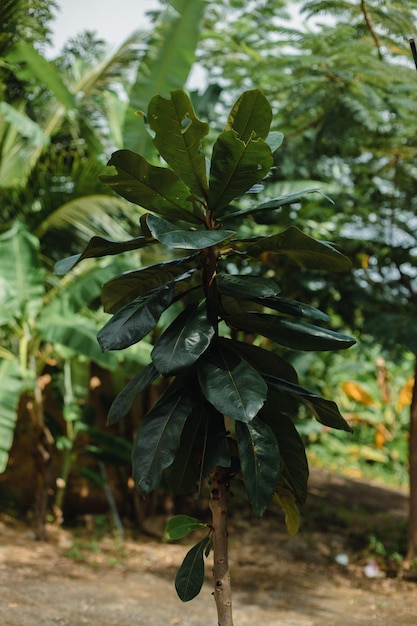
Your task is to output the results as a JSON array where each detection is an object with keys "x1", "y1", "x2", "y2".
[{"x1": 1, "y1": 468, "x2": 416, "y2": 626}]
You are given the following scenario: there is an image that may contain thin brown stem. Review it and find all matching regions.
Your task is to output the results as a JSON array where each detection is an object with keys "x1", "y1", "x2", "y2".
[
  {"x1": 209, "y1": 466, "x2": 234, "y2": 626},
  {"x1": 360, "y1": 0, "x2": 383, "y2": 61}
]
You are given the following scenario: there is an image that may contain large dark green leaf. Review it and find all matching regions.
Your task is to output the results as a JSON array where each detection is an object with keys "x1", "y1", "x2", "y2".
[
  {"x1": 216, "y1": 273, "x2": 280, "y2": 299},
  {"x1": 54, "y1": 235, "x2": 154, "y2": 275},
  {"x1": 221, "y1": 338, "x2": 298, "y2": 384},
  {"x1": 0, "y1": 359, "x2": 24, "y2": 473},
  {"x1": 236, "y1": 418, "x2": 280, "y2": 517},
  {"x1": 148, "y1": 90, "x2": 209, "y2": 199},
  {"x1": 222, "y1": 189, "x2": 320, "y2": 221},
  {"x1": 198, "y1": 341, "x2": 267, "y2": 422},
  {"x1": 107, "y1": 363, "x2": 159, "y2": 426},
  {"x1": 226, "y1": 89, "x2": 272, "y2": 142},
  {"x1": 151, "y1": 300, "x2": 215, "y2": 375},
  {"x1": 100, "y1": 150, "x2": 202, "y2": 224},
  {"x1": 226, "y1": 312, "x2": 356, "y2": 351},
  {"x1": 175, "y1": 536, "x2": 211, "y2": 602},
  {"x1": 132, "y1": 379, "x2": 198, "y2": 493},
  {"x1": 208, "y1": 130, "x2": 273, "y2": 215},
  {"x1": 245, "y1": 226, "x2": 351, "y2": 271},
  {"x1": 98, "y1": 283, "x2": 175, "y2": 351},
  {"x1": 162, "y1": 410, "x2": 204, "y2": 494},
  {"x1": 147, "y1": 214, "x2": 235, "y2": 250},
  {"x1": 253, "y1": 296, "x2": 330, "y2": 322},
  {"x1": 260, "y1": 398, "x2": 309, "y2": 504},
  {"x1": 102, "y1": 256, "x2": 197, "y2": 313},
  {"x1": 264, "y1": 375, "x2": 352, "y2": 432}
]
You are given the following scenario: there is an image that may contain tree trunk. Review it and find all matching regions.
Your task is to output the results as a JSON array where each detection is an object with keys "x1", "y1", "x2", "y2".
[
  {"x1": 404, "y1": 356, "x2": 417, "y2": 569},
  {"x1": 209, "y1": 467, "x2": 234, "y2": 626}
]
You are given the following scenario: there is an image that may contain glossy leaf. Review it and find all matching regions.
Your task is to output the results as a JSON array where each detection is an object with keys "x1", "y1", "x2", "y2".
[
  {"x1": 107, "y1": 363, "x2": 159, "y2": 425},
  {"x1": 201, "y1": 404, "x2": 231, "y2": 476},
  {"x1": 98, "y1": 284, "x2": 175, "y2": 351},
  {"x1": 246, "y1": 225, "x2": 351, "y2": 271},
  {"x1": 236, "y1": 419, "x2": 280, "y2": 517},
  {"x1": 225, "y1": 89, "x2": 272, "y2": 142},
  {"x1": 253, "y1": 295, "x2": 330, "y2": 322},
  {"x1": 222, "y1": 188, "x2": 320, "y2": 221},
  {"x1": 102, "y1": 256, "x2": 197, "y2": 313},
  {"x1": 175, "y1": 536, "x2": 211, "y2": 602},
  {"x1": 54, "y1": 235, "x2": 154, "y2": 275},
  {"x1": 260, "y1": 398, "x2": 309, "y2": 504},
  {"x1": 226, "y1": 312, "x2": 356, "y2": 351},
  {"x1": 100, "y1": 150, "x2": 202, "y2": 224},
  {"x1": 152, "y1": 300, "x2": 215, "y2": 375},
  {"x1": 165, "y1": 515, "x2": 207, "y2": 541},
  {"x1": 148, "y1": 90, "x2": 209, "y2": 199},
  {"x1": 132, "y1": 379, "x2": 198, "y2": 493},
  {"x1": 263, "y1": 375, "x2": 352, "y2": 432},
  {"x1": 222, "y1": 338, "x2": 298, "y2": 385},
  {"x1": 208, "y1": 130, "x2": 273, "y2": 215},
  {"x1": 147, "y1": 214, "x2": 235, "y2": 249},
  {"x1": 216, "y1": 273, "x2": 280, "y2": 300},
  {"x1": 163, "y1": 410, "x2": 204, "y2": 494},
  {"x1": 198, "y1": 341, "x2": 267, "y2": 422}
]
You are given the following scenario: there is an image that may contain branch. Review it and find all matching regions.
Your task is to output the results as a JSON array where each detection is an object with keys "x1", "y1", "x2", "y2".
[{"x1": 360, "y1": 0, "x2": 383, "y2": 61}]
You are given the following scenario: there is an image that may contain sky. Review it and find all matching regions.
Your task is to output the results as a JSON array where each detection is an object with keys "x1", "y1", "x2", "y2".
[{"x1": 50, "y1": 0, "x2": 160, "y2": 54}]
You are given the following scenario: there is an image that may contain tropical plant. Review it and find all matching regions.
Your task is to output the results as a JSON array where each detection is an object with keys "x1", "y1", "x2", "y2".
[
  {"x1": 198, "y1": 0, "x2": 417, "y2": 569},
  {"x1": 57, "y1": 88, "x2": 355, "y2": 624}
]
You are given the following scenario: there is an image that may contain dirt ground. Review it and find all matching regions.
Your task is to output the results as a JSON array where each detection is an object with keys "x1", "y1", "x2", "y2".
[{"x1": 1, "y1": 468, "x2": 416, "y2": 626}]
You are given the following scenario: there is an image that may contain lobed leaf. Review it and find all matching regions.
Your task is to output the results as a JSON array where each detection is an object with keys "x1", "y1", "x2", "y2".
[
  {"x1": 100, "y1": 150, "x2": 202, "y2": 224},
  {"x1": 198, "y1": 341, "x2": 267, "y2": 422},
  {"x1": 236, "y1": 418, "x2": 280, "y2": 517},
  {"x1": 148, "y1": 90, "x2": 209, "y2": 200}
]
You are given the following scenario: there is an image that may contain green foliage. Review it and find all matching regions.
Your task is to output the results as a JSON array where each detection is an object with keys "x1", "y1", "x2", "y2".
[{"x1": 59, "y1": 88, "x2": 355, "y2": 604}]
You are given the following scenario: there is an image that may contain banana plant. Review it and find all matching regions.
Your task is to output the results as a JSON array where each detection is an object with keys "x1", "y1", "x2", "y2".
[
  {"x1": 57, "y1": 88, "x2": 355, "y2": 625},
  {"x1": 0, "y1": 220, "x2": 151, "y2": 536}
]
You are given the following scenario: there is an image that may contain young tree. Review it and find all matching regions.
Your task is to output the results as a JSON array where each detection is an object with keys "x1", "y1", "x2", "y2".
[{"x1": 58, "y1": 89, "x2": 355, "y2": 623}]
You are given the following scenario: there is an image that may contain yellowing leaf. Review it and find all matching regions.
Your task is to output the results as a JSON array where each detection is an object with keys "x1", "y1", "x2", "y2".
[
  {"x1": 273, "y1": 489, "x2": 300, "y2": 536},
  {"x1": 341, "y1": 381, "x2": 376, "y2": 406},
  {"x1": 397, "y1": 377, "x2": 414, "y2": 412}
]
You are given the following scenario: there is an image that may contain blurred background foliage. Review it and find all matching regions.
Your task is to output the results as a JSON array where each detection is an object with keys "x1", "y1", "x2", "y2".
[{"x1": 1, "y1": 0, "x2": 417, "y2": 554}]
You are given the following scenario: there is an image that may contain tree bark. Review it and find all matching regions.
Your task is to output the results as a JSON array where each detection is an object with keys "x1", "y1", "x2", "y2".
[
  {"x1": 209, "y1": 467, "x2": 234, "y2": 626},
  {"x1": 404, "y1": 356, "x2": 417, "y2": 569}
]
